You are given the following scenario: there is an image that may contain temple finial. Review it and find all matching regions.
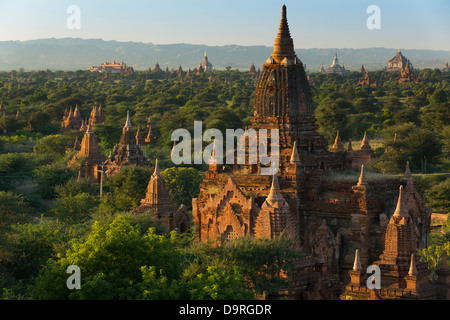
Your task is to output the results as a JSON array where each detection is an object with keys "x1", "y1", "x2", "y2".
[
  {"x1": 357, "y1": 165, "x2": 367, "y2": 186},
  {"x1": 353, "y1": 249, "x2": 361, "y2": 271},
  {"x1": 271, "y1": 5, "x2": 295, "y2": 62},
  {"x1": 403, "y1": 161, "x2": 412, "y2": 181},
  {"x1": 290, "y1": 141, "x2": 301, "y2": 164},
  {"x1": 408, "y1": 254, "x2": 418, "y2": 276},
  {"x1": 124, "y1": 110, "x2": 132, "y2": 128},
  {"x1": 153, "y1": 159, "x2": 160, "y2": 175},
  {"x1": 393, "y1": 185, "x2": 408, "y2": 218},
  {"x1": 266, "y1": 172, "x2": 285, "y2": 205}
]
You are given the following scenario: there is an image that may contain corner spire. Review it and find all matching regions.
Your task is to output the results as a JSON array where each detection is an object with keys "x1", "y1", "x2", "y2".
[
  {"x1": 403, "y1": 161, "x2": 412, "y2": 181},
  {"x1": 153, "y1": 159, "x2": 160, "y2": 176},
  {"x1": 393, "y1": 185, "x2": 408, "y2": 218},
  {"x1": 290, "y1": 141, "x2": 301, "y2": 164},
  {"x1": 353, "y1": 249, "x2": 361, "y2": 271},
  {"x1": 408, "y1": 254, "x2": 418, "y2": 276},
  {"x1": 357, "y1": 165, "x2": 367, "y2": 186},
  {"x1": 266, "y1": 173, "x2": 285, "y2": 205}
]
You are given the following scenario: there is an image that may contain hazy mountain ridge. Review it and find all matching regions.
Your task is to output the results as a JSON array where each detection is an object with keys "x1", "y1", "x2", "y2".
[{"x1": 1, "y1": 38, "x2": 449, "y2": 72}]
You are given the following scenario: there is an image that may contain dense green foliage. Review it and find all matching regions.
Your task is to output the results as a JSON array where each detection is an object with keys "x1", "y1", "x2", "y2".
[{"x1": 0, "y1": 68, "x2": 448, "y2": 299}]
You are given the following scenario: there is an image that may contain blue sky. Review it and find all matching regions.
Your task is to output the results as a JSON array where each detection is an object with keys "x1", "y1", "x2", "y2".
[{"x1": 1, "y1": 0, "x2": 449, "y2": 50}]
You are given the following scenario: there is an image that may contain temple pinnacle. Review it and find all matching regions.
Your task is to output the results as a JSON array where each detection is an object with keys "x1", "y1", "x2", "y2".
[
  {"x1": 357, "y1": 165, "x2": 368, "y2": 186},
  {"x1": 353, "y1": 249, "x2": 362, "y2": 271},
  {"x1": 272, "y1": 5, "x2": 295, "y2": 62},
  {"x1": 124, "y1": 111, "x2": 132, "y2": 128},
  {"x1": 393, "y1": 185, "x2": 408, "y2": 218}
]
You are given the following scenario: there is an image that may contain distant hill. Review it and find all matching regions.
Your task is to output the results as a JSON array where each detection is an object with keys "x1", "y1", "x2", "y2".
[{"x1": 0, "y1": 38, "x2": 449, "y2": 72}]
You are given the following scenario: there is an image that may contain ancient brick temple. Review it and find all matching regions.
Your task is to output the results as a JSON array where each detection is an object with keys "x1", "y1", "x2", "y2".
[
  {"x1": 191, "y1": 5, "x2": 446, "y2": 299},
  {"x1": 88, "y1": 104, "x2": 106, "y2": 126},
  {"x1": 102, "y1": 111, "x2": 151, "y2": 176},
  {"x1": 134, "y1": 160, "x2": 190, "y2": 233},
  {"x1": 62, "y1": 105, "x2": 83, "y2": 131},
  {"x1": 387, "y1": 48, "x2": 412, "y2": 72},
  {"x1": 68, "y1": 123, "x2": 106, "y2": 181},
  {"x1": 341, "y1": 182, "x2": 449, "y2": 300},
  {"x1": 398, "y1": 61, "x2": 418, "y2": 83}
]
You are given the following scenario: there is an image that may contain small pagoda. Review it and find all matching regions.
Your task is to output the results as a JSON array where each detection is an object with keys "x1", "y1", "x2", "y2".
[{"x1": 102, "y1": 111, "x2": 151, "y2": 176}]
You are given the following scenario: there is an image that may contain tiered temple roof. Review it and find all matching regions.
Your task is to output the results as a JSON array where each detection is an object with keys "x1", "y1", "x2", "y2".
[
  {"x1": 134, "y1": 160, "x2": 189, "y2": 233},
  {"x1": 102, "y1": 111, "x2": 150, "y2": 176},
  {"x1": 68, "y1": 123, "x2": 106, "y2": 181}
]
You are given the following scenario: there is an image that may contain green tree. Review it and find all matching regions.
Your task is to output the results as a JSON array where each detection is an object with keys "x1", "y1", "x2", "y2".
[
  {"x1": 99, "y1": 165, "x2": 151, "y2": 213},
  {"x1": 33, "y1": 164, "x2": 76, "y2": 199},
  {"x1": 0, "y1": 191, "x2": 31, "y2": 231},
  {"x1": 424, "y1": 178, "x2": 450, "y2": 213},
  {"x1": 33, "y1": 133, "x2": 78, "y2": 157},
  {"x1": 162, "y1": 167, "x2": 203, "y2": 209},
  {"x1": 30, "y1": 215, "x2": 183, "y2": 300}
]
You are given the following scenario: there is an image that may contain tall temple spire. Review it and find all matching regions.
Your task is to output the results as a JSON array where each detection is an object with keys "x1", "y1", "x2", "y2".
[
  {"x1": 271, "y1": 5, "x2": 295, "y2": 63},
  {"x1": 124, "y1": 110, "x2": 132, "y2": 128},
  {"x1": 266, "y1": 173, "x2": 285, "y2": 206},
  {"x1": 353, "y1": 249, "x2": 362, "y2": 271},
  {"x1": 403, "y1": 161, "x2": 412, "y2": 181},
  {"x1": 290, "y1": 141, "x2": 301, "y2": 164},
  {"x1": 357, "y1": 165, "x2": 368, "y2": 186},
  {"x1": 153, "y1": 158, "x2": 160, "y2": 176},
  {"x1": 330, "y1": 130, "x2": 344, "y2": 152},
  {"x1": 408, "y1": 254, "x2": 418, "y2": 276},
  {"x1": 393, "y1": 185, "x2": 408, "y2": 218},
  {"x1": 360, "y1": 131, "x2": 372, "y2": 151}
]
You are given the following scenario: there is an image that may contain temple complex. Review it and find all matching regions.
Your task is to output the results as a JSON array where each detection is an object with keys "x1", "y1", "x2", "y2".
[
  {"x1": 134, "y1": 160, "x2": 190, "y2": 233},
  {"x1": 190, "y1": 5, "x2": 446, "y2": 300},
  {"x1": 324, "y1": 53, "x2": 348, "y2": 76},
  {"x1": 89, "y1": 60, "x2": 134, "y2": 74},
  {"x1": 387, "y1": 48, "x2": 412, "y2": 72},
  {"x1": 102, "y1": 111, "x2": 151, "y2": 176}
]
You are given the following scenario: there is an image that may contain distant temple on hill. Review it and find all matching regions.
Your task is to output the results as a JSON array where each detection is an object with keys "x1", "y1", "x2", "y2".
[
  {"x1": 89, "y1": 60, "x2": 134, "y2": 74},
  {"x1": 443, "y1": 62, "x2": 450, "y2": 72},
  {"x1": 387, "y1": 48, "x2": 412, "y2": 72},
  {"x1": 198, "y1": 51, "x2": 213, "y2": 72},
  {"x1": 321, "y1": 53, "x2": 348, "y2": 76}
]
